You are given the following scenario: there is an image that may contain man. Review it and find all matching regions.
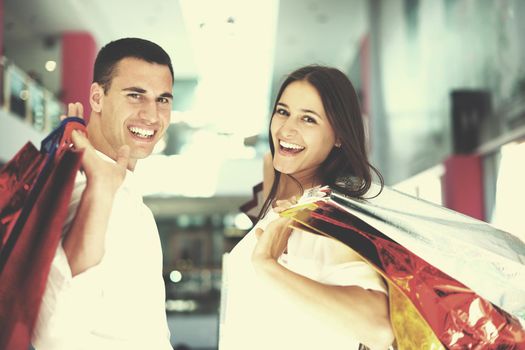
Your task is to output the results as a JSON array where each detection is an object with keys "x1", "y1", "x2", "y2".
[{"x1": 32, "y1": 38, "x2": 174, "y2": 350}]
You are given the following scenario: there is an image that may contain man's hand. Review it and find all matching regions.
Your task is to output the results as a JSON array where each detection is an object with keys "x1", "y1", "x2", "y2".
[{"x1": 64, "y1": 102, "x2": 129, "y2": 193}]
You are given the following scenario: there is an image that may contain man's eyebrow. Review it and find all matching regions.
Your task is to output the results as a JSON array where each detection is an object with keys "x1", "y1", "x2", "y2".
[
  {"x1": 122, "y1": 87, "x2": 173, "y2": 99},
  {"x1": 122, "y1": 87, "x2": 146, "y2": 93},
  {"x1": 160, "y1": 92, "x2": 174, "y2": 99}
]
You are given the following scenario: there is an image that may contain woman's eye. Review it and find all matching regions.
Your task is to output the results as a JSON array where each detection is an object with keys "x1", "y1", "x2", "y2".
[
  {"x1": 275, "y1": 108, "x2": 289, "y2": 116},
  {"x1": 128, "y1": 93, "x2": 141, "y2": 100},
  {"x1": 157, "y1": 97, "x2": 170, "y2": 104},
  {"x1": 303, "y1": 116, "x2": 317, "y2": 124}
]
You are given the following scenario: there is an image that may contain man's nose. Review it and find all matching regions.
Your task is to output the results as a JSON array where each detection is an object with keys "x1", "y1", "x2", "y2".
[{"x1": 138, "y1": 101, "x2": 159, "y2": 124}]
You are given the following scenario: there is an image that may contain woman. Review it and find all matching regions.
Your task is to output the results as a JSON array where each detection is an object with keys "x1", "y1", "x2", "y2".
[{"x1": 220, "y1": 66, "x2": 394, "y2": 350}]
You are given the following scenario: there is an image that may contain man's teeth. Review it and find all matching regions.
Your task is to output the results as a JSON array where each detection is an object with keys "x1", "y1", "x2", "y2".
[
  {"x1": 280, "y1": 140, "x2": 304, "y2": 150},
  {"x1": 129, "y1": 127, "x2": 154, "y2": 138}
]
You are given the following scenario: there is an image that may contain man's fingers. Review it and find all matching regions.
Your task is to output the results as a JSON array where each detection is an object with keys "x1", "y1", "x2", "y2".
[
  {"x1": 70, "y1": 130, "x2": 90, "y2": 151},
  {"x1": 76, "y1": 102, "x2": 84, "y2": 118},
  {"x1": 67, "y1": 103, "x2": 76, "y2": 117},
  {"x1": 67, "y1": 102, "x2": 84, "y2": 118}
]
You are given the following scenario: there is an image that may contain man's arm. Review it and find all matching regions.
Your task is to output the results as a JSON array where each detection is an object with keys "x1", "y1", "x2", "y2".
[
  {"x1": 62, "y1": 177, "x2": 118, "y2": 275},
  {"x1": 62, "y1": 128, "x2": 129, "y2": 275}
]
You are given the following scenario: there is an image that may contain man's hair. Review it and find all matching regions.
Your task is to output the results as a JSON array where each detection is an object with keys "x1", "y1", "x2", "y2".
[{"x1": 93, "y1": 37, "x2": 174, "y2": 92}]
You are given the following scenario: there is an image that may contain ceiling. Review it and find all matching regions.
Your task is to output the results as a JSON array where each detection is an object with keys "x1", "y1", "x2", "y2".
[
  {"x1": 3, "y1": 0, "x2": 369, "y2": 197},
  {"x1": 3, "y1": 0, "x2": 197, "y2": 78},
  {"x1": 3, "y1": 0, "x2": 367, "y2": 99}
]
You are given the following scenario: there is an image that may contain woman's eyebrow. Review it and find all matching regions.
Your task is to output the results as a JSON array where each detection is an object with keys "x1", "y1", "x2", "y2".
[{"x1": 300, "y1": 108, "x2": 321, "y2": 118}]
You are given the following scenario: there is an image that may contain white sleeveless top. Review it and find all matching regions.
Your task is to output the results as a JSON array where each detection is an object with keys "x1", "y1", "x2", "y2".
[{"x1": 219, "y1": 189, "x2": 387, "y2": 350}]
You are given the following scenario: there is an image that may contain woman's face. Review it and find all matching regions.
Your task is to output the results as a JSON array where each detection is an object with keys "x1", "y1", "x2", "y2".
[{"x1": 270, "y1": 80, "x2": 337, "y2": 187}]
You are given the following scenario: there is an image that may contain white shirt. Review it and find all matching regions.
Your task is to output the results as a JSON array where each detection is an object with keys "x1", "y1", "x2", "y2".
[
  {"x1": 32, "y1": 153, "x2": 172, "y2": 350},
  {"x1": 219, "y1": 189, "x2": 387, "y2": 350}
]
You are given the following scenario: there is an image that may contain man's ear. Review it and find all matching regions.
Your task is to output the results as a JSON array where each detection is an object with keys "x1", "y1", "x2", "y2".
[{"x1": 90, "y1": 83, "x2": 104, "y2": 113}]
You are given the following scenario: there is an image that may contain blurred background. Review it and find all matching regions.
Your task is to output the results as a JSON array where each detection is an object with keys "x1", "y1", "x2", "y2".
[{"x1": 1, "y1": 0, "x2": 524, "y2": 349}]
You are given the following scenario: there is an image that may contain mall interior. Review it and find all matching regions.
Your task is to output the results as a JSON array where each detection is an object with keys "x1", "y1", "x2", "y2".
[{"x1": 0, "y1": 0, "x2": 524, "y2": 349}]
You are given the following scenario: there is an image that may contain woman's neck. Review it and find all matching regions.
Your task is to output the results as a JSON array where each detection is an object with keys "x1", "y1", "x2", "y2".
[{"x1": 276, "y1": 174, "x2": 321, "y2": 200}]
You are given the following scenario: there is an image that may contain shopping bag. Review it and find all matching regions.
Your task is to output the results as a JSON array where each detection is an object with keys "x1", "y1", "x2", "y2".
[
  {"x1": 239, "y1": 182, "x2": 263, "y2": 224},
  {"x1": 280, "y1": 186, "x2": 525, "y2": 349},
  {"x1": 0, "y1": 117, "x2": 85, "y2": 350}
]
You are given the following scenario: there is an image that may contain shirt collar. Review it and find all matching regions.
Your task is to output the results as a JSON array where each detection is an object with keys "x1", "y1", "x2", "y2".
[{"x1": 93, "y1": 150, "x2": 137, "y2": 191}]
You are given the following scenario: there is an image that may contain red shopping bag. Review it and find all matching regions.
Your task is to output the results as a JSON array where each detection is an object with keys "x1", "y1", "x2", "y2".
[
  {"x1": 282, "y1": 197, "x2": 525, "y2": 349},
  {"x1": 0, "y1": 117, "x2": 85, "y2": 350},
  {"x1": 310, "y1": 206, "x2": 525, "y2": 350}
]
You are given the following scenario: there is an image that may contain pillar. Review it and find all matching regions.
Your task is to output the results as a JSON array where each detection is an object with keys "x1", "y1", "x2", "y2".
[
  {"x1": 443, "y1": 155, "x2": 485, "y2": 220},
  {"x1": 61, "y1": 32, "x2": 97, "y2": 119}
]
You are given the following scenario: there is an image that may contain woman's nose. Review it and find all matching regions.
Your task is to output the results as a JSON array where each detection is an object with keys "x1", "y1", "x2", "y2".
[{"x1": 278, "y1": 116, "x2": 299, "y2": 138}]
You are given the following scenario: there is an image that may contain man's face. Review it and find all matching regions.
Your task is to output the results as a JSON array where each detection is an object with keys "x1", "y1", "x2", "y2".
[{"x1": 94, "y1": 57, "x2": 173, "y2": 168}]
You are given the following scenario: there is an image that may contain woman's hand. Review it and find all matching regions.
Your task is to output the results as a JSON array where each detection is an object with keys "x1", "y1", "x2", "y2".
[
  {"x1": 272, "y1": 195, "x2": 299, "y2": 213},
  {"x1": 252, "y1": 217, "x2": 293, "y2": 264},
  {"x1": 65, "y1": 102, "x2": 129, "y2": 193}
]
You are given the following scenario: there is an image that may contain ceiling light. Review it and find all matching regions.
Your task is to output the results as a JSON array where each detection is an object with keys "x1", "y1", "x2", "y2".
[
  {"x1": 233, "y1": 212, "x2": 253, "y2": 230},
  {"x1": 45, "y1": 60, "x2": 57, "y2": 72},
  {"x1": 169, "y1": 270, "x2": 183, "y2": 283},
  {"x1": 19, "y1": 90, "x2": 29, "y2": 101}
]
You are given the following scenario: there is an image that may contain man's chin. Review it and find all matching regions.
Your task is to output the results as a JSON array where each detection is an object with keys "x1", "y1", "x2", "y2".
[{"x1": 130, "y1": 149, "x2": 154, "y2": 161}]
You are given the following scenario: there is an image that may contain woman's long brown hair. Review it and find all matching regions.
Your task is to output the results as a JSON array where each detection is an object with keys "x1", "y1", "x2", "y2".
[{"x1": 258, "y1": 65, "x2": 383, "y2": 220}]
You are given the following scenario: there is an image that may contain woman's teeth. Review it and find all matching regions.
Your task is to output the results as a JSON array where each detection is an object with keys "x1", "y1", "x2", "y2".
[
  {"x1": 279, "y1": 140, "x2": 305, "y2": 151},
  {"x1": 129, "y1": 126, "x2": 154, "y2": 138}
]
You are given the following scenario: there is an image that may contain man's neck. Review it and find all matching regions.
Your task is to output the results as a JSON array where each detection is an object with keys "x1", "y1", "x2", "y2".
[{"x1": 86, "y1": 119, "x2": 136, "y2": 171}]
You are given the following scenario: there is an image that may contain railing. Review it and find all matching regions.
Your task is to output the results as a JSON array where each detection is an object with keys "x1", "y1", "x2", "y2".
[{"x1": 0, "y1": 56, "x2": 64, "y2": 133}]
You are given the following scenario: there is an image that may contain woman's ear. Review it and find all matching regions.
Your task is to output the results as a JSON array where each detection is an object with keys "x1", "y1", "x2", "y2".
[{"x1": 90, "y1": 83, "x2": 104, "y2": 113}]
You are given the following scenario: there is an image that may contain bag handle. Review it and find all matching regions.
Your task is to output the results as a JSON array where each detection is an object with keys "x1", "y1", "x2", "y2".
[{"x1": 41, "y1": 117, "x2": 87, "y2": 161}]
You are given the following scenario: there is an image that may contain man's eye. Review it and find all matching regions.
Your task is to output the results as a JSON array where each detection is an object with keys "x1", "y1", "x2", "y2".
[
  {"x1": 128, "y1": 93, "x2": 141, "y2": 99},
  {"x1": 157, "y1": 97, "x2": 170, "y2": 104}
]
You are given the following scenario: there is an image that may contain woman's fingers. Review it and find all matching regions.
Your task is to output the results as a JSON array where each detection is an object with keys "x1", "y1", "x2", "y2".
[
  {"x1": 273, "y1": 196, "x2": 299, "y2": 213},
  {"x1": 266, "y1": 217, "x2": 292, "y2": 234},
  {"x1": 253, "y1": 216, "x2": 294, "y2": 261},
  {"x1": 255, "y1": 228, "x2": 263, "y2": 240}
]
